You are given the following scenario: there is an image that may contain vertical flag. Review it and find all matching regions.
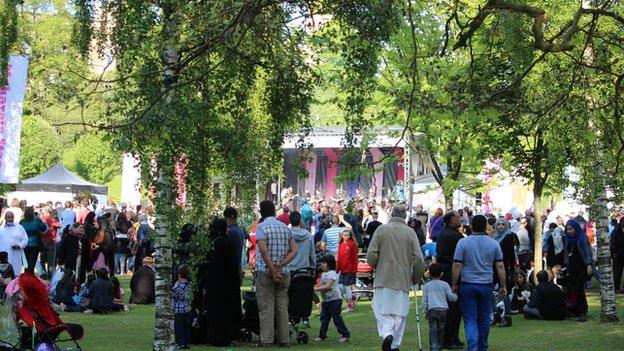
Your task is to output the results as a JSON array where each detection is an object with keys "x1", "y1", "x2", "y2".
[{"x1": 0, "y1": 56, "x2": 29, "y2": 183}]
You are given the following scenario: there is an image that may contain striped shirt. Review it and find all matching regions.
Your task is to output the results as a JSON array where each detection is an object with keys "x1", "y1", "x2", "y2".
[{"x1": 321, "y1": 226, "x2": 342, "y2": 256}]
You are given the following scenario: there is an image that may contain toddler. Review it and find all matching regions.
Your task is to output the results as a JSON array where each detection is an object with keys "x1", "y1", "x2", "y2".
[
  {"x1": 422, "y1": 263, "x2": 457, "y2": 351},
  {"x1": 314, "y1": 254, "x2": 350, "y2": 343}
]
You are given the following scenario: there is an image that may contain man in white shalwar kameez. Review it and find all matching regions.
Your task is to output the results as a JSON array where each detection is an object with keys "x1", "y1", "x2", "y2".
[
  {"x1": 0, "y1": 211, "x2": 28, "y2": 274},
  {"x1": 367, "y1": 205, "x2": 425, "y2": 351}
]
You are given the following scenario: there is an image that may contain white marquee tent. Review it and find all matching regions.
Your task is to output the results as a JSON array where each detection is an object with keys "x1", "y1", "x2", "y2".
[{"x1": 7, "y1": 163, "x2": 108, "y2": 204}]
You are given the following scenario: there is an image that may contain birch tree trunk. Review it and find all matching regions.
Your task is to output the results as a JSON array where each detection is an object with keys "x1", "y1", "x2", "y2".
[
  {"x1": 593, "y1": 187, "x2": 619, "y2": 322},
  {"x1": 153, "y1": 3, "x2": 181, "y2": 350},
  {"x1": 153, "y1": 168, "x2": 176, "y2": 351},
  {"x1": 587, "y1": 145, "x2": 619, "y2": 322}
]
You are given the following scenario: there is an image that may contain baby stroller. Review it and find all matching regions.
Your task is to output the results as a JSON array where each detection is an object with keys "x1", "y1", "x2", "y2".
[
  {"x1": 288, "y1": 268, "x2": 315, "y2": 345},
  {"x1": 352, "y1": 253, "x2": 374, "y2": 300},
  {"x1": 4, "y1": 273, "x2": 84, "y2": 351},
  {"x1": 239, "y1": 291, "x2": 260, "y2": 342}
]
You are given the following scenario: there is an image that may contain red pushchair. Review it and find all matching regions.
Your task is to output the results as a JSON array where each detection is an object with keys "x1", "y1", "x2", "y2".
[
  {"x1": 352, "y1": 254, "x2": 374, "y2": 300},
  {"x1": 7, "y1": 272, "x2": 83, "y2": 351}
]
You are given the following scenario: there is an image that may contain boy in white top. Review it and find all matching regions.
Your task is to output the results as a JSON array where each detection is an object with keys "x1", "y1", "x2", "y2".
[{"x1": 423, "y1": 263, "x2": 458, "y2": 351}]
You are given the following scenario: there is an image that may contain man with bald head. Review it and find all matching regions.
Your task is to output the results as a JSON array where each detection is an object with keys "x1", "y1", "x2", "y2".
[
  {"x1": 0, "y1": 211, "x2": 28, "y2": 274},
  {"x1": 367, "y1": 204, "x2": 426, "y2": 351}
]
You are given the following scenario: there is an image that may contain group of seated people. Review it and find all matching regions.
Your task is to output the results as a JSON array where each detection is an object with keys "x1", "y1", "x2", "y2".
[
  {"x1": 51, "y1": 256, "x2": 156, "y2": 313},
  {"x1": 502, "y1": 265, "x2": 579, "y2": 321},
  {"x1": 1, "y1": 250, "x2": 155, "y2": 315}
]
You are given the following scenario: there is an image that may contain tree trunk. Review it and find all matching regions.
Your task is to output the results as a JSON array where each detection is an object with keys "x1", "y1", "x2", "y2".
[
  {"x1": 593, "y1": 188, "x2": 619, "y2": 322},
  {"x1": 532, "y1": 193, "x2": 544, "y2": 278},
  {"x1": 153, "y1": 3, "x2": 180, "y2": 350},
  {"x1": 443, "y1": 190, "x2": 453, "y2": 211},
  {"x1": 153, "y1": 167, "x2": 176, "y2": 351}
]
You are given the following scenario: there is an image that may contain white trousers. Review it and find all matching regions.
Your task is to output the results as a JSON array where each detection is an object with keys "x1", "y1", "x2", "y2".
[
  {"x1": 372, "y1": 287, "x2": 410, "y2": 349},
  {"x1": 373, "y1": 306, "x2": 407, "y2": 349}
]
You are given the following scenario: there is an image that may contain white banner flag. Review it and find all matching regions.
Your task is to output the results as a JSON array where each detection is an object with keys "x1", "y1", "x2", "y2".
[{"x1": 0, "y1": 56, "x2": 29, "y2": 183}]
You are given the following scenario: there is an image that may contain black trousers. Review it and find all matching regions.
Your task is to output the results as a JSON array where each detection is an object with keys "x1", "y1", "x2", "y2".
[
  {"x1": 572, "y1": 272, "x2": 588, "y2": 315},
  {"x1": 24, "y1": 246, "x2": 40, "y2": 271},
  {"x1": 613, "y1": 258, "x2": 624, "y2": 291},
  {"x1": 443, "y1": 299, "x2": 462, "y2": 345}
]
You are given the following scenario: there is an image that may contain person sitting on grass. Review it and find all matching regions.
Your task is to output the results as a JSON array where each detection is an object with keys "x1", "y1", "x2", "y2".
[
  {"x1": 130, "y1": 256, "x2": 155, "y2": 304},
  {"x1": 111, "y1": 276, "x2": 125, "y2": 304},
  {"x1": 523, "y1": 270, "x2": 567, "y2": 320},
  {"x1": 53, "y1": 269, "x2": 82, "y2": 312},
  {"x1": 87, "y1": 267, "x2": 125, "y2": 314},
  {"x1": 0, "y1": 251, "x2": 15, "y2": 301},
  {"x1": 509, "y1": 271, "x2": 531, "y2": 314},
  {"x1": 422, "y1": 263, "x2": 458, "y2": 351},
  {"x1": 314, "y1": 254, "x2": 350, "y2": 343}
]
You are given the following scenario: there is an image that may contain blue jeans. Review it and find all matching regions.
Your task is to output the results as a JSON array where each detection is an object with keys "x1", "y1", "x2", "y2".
[
  {"x1": 319, "y1": 299, "x2": 350, "y2": 339},
  {"x1": 491, "y1": 291, "x2": 510, "y2": 317},
  {"x1": 426, "y1": 308, "x2": 447, "y2": 351},
  {"x1": 175, "y1": 312, "x2": 191, "y2": 346},
  {"x1": 114, "y1": 254, "x2": 127, "y2": 274},
  {"x1": 461, "y1": 283, "x2": 493, "y2": 351}
]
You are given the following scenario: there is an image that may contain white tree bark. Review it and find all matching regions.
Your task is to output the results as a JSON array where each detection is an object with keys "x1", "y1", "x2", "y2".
[
  {"x1": 153, "y1": 4, "x2": 180, "y2": 351},
  {"x1": 593, "y1": 183, "x2": 619, "y2": 322},
  {"x1": 153, "y1": 171, "x2": 176, "y2": 350}
]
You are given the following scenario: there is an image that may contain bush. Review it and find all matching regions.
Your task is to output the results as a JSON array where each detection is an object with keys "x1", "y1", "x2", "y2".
[
  {"x1": 74, "y1": 132, "x2": 121, "y2": 184},
  {"x1": 19, "y1": 115, "x2": 62, "y2": 179}
]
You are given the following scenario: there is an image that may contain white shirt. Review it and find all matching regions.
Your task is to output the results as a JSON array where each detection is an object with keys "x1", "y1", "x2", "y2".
[{"x1": 0, "y1": 223, "x2": 28, "y2": 274}]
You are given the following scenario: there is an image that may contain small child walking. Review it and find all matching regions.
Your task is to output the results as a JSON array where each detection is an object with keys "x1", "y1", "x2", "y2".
[
  {"x1": 337, "y1": 228, "x2": 358, "y2": 312},
  {"x1": 173, "y1": 264, "x2": 192, "y2": 350},
  {"x1": 314, "y1": 254, "x2": 350, "y2": 343},
  {"x1": 422, "y1": 263, "x2": 457, "y2": 351}
]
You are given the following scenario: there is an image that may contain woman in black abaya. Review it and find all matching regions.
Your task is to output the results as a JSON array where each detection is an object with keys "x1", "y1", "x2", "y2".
[{"x1": 199, "y1": 218, "x2": 242, "y2": 346}]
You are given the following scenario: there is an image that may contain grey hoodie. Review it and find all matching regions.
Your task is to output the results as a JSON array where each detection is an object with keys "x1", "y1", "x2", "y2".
[{"x1": 287, "y1": 227, "x2": 316, "y2": 272}]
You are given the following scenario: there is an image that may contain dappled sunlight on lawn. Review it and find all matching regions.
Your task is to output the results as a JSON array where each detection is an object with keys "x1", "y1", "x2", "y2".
[{"x1": 61, "y1": 277, "x2": 624, "y2": 351}]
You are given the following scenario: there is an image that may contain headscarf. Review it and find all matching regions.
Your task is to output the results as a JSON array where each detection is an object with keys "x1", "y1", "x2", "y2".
[
  {"x1": 84, "y1": 211, "x2": 97, "y2": 240},
  {"x1": 494, "y1": 218, "x2": 512, "y2": 243},
  {"x1": 564, "y1": 218, "x2": 586, "y2": 245}
]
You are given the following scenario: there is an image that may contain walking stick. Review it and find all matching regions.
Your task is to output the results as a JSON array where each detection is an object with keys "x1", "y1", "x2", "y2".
[{"x1": 413, "y1": 284, "x2": 423, "y2": 351}]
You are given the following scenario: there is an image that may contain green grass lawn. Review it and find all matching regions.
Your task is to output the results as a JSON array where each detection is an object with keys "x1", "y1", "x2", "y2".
[{"x1": 61, "y1": 276, "x2": 624, "y2": 351}]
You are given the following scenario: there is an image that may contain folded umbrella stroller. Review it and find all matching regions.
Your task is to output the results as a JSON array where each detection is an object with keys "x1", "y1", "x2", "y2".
[{"x1": 288, "y1": 268, "x2": 315, "y2": 345}]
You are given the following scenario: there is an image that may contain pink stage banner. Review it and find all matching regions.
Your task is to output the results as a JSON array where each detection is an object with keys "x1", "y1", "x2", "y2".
[{"x1": 0, "y1": 56, "x2": 29, "y2": 183}]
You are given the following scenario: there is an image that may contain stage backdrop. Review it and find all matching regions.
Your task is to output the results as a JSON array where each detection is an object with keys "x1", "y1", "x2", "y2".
[{"x1": 0, "y1": 56, "x2": 29, "y2": 183}]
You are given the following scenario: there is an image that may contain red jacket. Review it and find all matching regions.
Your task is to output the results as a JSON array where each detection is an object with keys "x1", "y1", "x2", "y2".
[
  {"x1": 42, "y1": 214, "x2": 61, "y2": 242},
  {"x1": 337, "y1": 240, "x2": 358, "y2": 274}
]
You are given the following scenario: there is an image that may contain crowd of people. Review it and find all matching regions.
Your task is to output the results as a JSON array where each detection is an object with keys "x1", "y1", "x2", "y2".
[
  {"x1": 1, "y1": 193, "x2": 623, "y2": 351},
  {"x1": 0, "y1": 198, "x2": 155, "y2": 314}
]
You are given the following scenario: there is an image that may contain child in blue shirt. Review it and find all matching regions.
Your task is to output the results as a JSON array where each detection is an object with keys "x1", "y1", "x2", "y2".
[{"x1": 173, "y1": 264, "x2": 192, "y2": 349}]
